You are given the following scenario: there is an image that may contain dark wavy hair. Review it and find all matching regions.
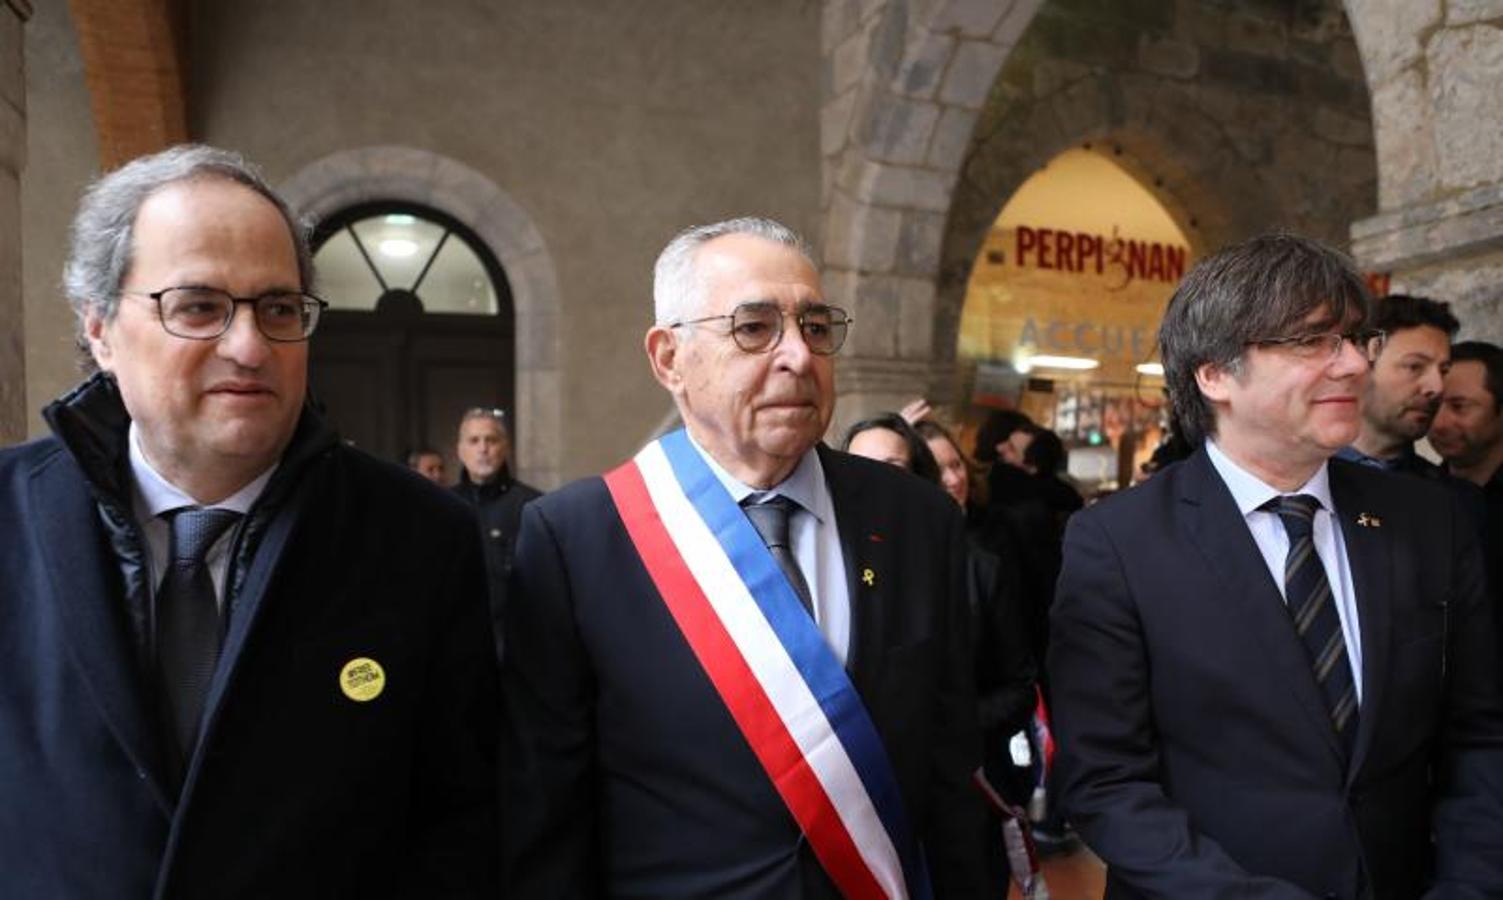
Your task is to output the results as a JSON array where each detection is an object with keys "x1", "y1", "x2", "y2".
[{"x1": 842, "y1": 413, "x2": 940, "y2": 485}]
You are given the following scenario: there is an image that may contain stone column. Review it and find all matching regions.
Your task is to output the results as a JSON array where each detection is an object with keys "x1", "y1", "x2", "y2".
[
  {"x1": 0, "y1": 0, "x2": 31, "y2": 446},
  {"x1": 1349, "y1": 2, "x2": 1503, "y2": 339},
  {"x1": 818, "y1": 0, "x2": 1040, "y2": 430}
]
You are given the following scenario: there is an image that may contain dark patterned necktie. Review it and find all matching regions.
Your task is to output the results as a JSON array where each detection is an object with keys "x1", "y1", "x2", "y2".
[
  {"x1": 1264, "y1": 494, "x2": 1359, "y2": 756},
  {"x1": 741, "y1": 494, "x2": 814, "y2": 616},
  {"x1": 157, "y1": 506, "x2": 242, "y2": 765}
]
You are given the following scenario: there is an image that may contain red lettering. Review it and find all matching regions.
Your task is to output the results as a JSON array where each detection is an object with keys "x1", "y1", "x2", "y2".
[
  {"x1": 1038, "y1": 229, "x2": 1055, "y2": 270},
  {"x1": 1165, "y1": 245, "x2": 1186, "y2": 282},
  {"x1": 1016, "y1": 226, "x2": 1037, "y2": 267},
  {"x1": 1076, "y1": 232, "x2": 1099, "y2": 274},
  {"x1": 1127, "y1": 240, "x2": 1148, "y2": 282},
  {"x1": 1148, "y1": 244, "x2": 1165, "y2": 281},
  {"x1": 1056, "y1": 231, "x2": 1075, "y2": 273}
]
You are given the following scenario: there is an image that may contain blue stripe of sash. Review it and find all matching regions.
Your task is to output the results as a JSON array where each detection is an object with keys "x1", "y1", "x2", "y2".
[{"x1": 658, "y1": 430, "x2": 931, "y2": 897}]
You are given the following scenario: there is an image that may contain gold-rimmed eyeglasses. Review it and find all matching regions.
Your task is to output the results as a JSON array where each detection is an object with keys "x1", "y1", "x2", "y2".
[{"x1": 669, "y1": 302, "x2": 852, "y2": 356}]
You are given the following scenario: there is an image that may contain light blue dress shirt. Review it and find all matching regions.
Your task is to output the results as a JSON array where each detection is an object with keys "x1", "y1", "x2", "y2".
[
  {"x1": 685, "y1": 432, "x2": 852, "y2": 665},
  {"x1": 1205, "y1": 440, "x2": 1363, "y2": 702}
]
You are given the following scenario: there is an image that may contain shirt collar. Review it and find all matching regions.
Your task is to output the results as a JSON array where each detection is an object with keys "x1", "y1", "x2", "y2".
[
  {"x1": 128, "y1": 421, "x2": 275, "y2": 517},
  {"x1": 683, "y1": 429, "x2": 830, "y2": 524},
  {"x1": 1206, "y1": 438, "x2": 1334, "y2": 516}
]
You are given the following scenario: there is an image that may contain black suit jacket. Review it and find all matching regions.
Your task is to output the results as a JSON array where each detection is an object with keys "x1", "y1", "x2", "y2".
[
  {"x1": 500, "y1": 444, "x2": 990, "y2": 898},
  {"x1": 0, "y1": 410, "x2": 500, "y2": 897},
  {"x1": 1049, "y1": 450, "x2": 1503, "y2": 899}
]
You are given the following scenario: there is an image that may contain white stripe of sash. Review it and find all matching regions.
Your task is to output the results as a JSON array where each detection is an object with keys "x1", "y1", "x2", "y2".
[{"x1": 635, "y1": 442, "x2": 908, "y2": 899}]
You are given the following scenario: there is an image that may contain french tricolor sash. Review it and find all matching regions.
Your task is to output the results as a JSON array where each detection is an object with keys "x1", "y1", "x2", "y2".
[{"x1": 602, "y1": 429, "x2": 931, "y2": 900}]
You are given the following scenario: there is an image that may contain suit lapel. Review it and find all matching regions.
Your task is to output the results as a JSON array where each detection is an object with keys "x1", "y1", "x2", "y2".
[
  {"x1": 1329, "y1": 463, "x2": 1392, "y2": 783},
  {"x1": 1178, "y1": 451, "x2": 1346, "y2": 765},
  {"x1": 30, "y1": 454, "x2": 175, "y2": 814},
  {"x1": 819, "y1": 446, "x2": 894, "y2": 695}
]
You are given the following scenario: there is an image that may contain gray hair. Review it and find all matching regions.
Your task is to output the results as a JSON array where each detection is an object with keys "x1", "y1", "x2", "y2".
[
  {"x1": 652, "y1": 216, "x2": 814, "y2": 326},
  {"x1": 63, "y1": 144, "x2": 314, "y2": 332},
  {"x1": 1158, "y1": 232, "x2": 1370, "y2": 446}
]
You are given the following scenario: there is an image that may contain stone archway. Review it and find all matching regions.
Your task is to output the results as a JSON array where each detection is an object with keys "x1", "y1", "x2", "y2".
[
  {"x1": 819, "y1": 0, "x2": 1044, "y2": 433},
  {"x1": 819, "y1": 0, "x2": 1378, "y2": 429},
  {"x1": 280, "y1": 146, "x2": 564, "y2": 488}
]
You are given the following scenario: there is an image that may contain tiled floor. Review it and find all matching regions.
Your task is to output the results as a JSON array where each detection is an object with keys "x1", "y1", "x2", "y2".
[{"x1": 1008, "y1": 845, "x2": 1105, "y2": 900}]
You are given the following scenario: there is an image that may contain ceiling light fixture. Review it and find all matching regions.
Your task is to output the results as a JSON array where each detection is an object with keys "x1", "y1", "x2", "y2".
[
  {"x1": 1022, "y1": 355, "x2": 1100, "y2": 372},
  {"x1": 379, "y1": 238, "x2": 418, "y2": 258}
]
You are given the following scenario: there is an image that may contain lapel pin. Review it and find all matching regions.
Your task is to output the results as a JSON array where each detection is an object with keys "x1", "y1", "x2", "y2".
[
  {"x1": 861, "y1": 568, "x2": 875, "y2": 587},
  {"x1": 340, "y1": 657, "x2": 386, "y2": 703},
  {"x1": 1356, "y1": 513, "x2": 1381, "y2": 528}
]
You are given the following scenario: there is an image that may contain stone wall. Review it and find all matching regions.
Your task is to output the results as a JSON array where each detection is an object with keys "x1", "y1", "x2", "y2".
[
  {"x1": 1347, "y1": 0, "x2": 1503, "y2": 339},
  {"x1": 19, "y1": 0, "x2": 823, "y2": 479},
  {"x1": 20, "y1": 0, "x2": 97, "y2": 436},
  {"x1": 0, "y1": 1, "x2": 28, "y2": 445}
]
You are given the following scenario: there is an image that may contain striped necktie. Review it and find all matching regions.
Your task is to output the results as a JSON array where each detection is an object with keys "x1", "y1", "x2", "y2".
[{"x1": 1264, "y1": 494, "x2": 1358, "y2": 757}]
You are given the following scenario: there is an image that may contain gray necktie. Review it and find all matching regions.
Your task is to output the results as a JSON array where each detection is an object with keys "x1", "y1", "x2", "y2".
[
  {"x1": 157, "y1": 507, "x2": 242, "y2": 765},
  {"x1": 741, "y1": 494, "x2": 814, "y2": 616}
]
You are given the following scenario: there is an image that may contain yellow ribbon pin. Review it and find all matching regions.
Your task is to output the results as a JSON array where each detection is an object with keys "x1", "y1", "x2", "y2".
[
  {"x1": 339, "y1": 657, "x2": 386, "y2": 702},
  {"x1": 861, "y1": 568, "x2": 875, "y2": 587}
]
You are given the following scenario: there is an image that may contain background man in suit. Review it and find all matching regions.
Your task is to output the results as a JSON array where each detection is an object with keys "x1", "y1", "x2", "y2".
[
  {"x1": 1338, "y1": 294, "x2": 1459, "y2": 476},
  {"x1": 501, "y1": 217, "x2": 988, "y2": 897},
  {"x1": 0, "y1": 145, "x2": 500, "y2": 897},
  {"x1": 1049, "y1": 233, "x2": 1503, "y2": 899}
]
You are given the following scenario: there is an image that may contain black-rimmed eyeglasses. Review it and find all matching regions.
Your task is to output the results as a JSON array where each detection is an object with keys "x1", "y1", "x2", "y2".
[
  {"x1": 1248, "y1": 328, "x2": 1386, "y2": 363},
  {"x1": 121, "y1": 287, "x2": 328, "y2": 342},
  {"x1": 669, "y1": 302, "x2": 852, "y2": 356}
]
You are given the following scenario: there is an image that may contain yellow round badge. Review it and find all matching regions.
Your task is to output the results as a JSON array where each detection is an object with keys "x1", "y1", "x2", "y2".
[{"x1": 339, "y1": 657, "x2": 385, "y2": 702}]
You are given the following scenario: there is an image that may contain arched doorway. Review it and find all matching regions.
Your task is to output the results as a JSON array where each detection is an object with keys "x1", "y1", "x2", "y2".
[
  {"x1": 307, "y1": 201, "x2": 515, "y2": 475},
  {"x1": 955, "y1": 147, "x2": 1198, "y2": 494}
]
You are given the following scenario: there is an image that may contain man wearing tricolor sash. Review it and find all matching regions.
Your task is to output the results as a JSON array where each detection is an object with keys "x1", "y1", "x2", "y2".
[{"x1": 501, "y1": 218, "x2": 991, "y2": 898}]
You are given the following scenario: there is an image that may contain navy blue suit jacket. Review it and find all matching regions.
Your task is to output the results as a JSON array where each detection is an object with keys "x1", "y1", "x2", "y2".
[
  {"x1": 500, "y1": 445, "x2": 990, "y2": 898},
  {"x1": 1050, "y1": 450, "x2": 1503, "y2": 899}
]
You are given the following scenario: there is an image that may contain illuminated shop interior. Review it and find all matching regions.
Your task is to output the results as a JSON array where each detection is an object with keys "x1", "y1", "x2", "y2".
[{"x1": 956, "y1": 147, "x2": 1198, "y2": 495}]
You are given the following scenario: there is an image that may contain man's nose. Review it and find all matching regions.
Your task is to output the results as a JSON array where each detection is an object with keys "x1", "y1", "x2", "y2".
[
  {"x1": 773, "y1": 315, "x2": 814, "y2": 370},
  {"x1": 1331, "y1": 337, "x2": 1370, "y2": 378},
  {"x1": 216, "y1": 303, "x2": 271, "y2": 366},
  {"x1": 1419, "y1": 366, "x2": 1444, "y2": 397}
]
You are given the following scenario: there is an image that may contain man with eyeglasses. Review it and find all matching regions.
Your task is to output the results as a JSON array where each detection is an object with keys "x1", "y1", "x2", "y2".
[
  {"x1": 1049, "y1": 233, "x2": 1503, "y2": 899},
  {"x1": 453, "y1": 406, "x2": 540, "y2": 660},
  {"x1": 502, "y1": 217, "x2": 988, "y2": 897},
  {"x1": 0, "y1": 145, "x2": 500, "y2": 897}
]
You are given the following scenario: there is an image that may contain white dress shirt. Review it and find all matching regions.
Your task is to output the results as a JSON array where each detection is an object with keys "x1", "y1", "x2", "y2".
[
  {"x1": 128, "y1": 422, "x2": 274, "y2": 610},
  {"x1": 686, "y1": 433, "x2": 852, "y2": 665},
  {"x1": 1205, "y1": 440, "x2": 1363, "y2": 701}
]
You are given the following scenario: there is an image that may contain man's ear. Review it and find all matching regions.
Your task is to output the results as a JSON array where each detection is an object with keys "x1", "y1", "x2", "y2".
[
  {"x1": 645, "y1": 326, "x2": 684, "y2": 395},
  {"x1": 1195, "y1": 360, "x2": 1232, "y2": 404},
  {"x1": 83, "y1": 308, "x2": 115, "y2": 372}
]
